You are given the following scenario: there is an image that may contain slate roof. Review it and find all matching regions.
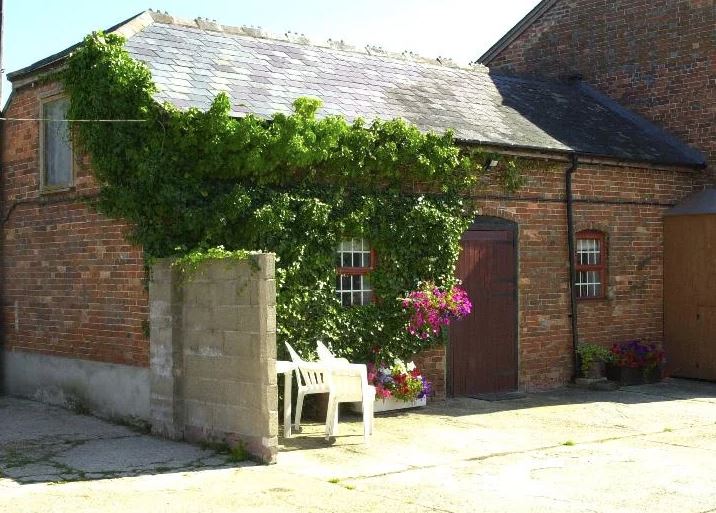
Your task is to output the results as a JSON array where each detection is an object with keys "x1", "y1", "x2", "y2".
[
  {"x1": 665, "y1": 189, "x2": 716, "y2": 217},
  {"x1": 7, "y1": 11, "x2": 706, "y2": 168}
]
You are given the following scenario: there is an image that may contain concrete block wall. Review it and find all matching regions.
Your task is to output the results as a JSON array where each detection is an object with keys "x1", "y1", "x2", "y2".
[{"x1": 149, "y1": 255, "x2": 277, "y2": 463}]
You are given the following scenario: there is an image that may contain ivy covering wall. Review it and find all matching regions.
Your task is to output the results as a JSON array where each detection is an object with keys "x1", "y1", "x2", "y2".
[{"x1": 62, "y1": 33, "x2": 518, "y2": 361}]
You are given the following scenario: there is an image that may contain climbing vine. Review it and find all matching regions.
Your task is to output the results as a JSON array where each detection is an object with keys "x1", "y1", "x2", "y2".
[
  {"x1": 63, "y1": 32, "x2": 523, "y2": 362},
  {"x1": 170, "y1": 246, "x2": 258, "y2": 277}
]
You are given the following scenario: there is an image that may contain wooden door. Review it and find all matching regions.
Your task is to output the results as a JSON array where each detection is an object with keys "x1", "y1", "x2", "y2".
[{"x1": 449, "y1": 220, "x2": 518, "y2": 396}]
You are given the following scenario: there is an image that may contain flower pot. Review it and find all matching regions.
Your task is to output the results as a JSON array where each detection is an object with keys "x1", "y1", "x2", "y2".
[
  {"x1": 583, "y1": 361, "x2": 606, "y2": 379},
  {"x1": 606, "y1": 364, "x2": 661, "y2": 386},
  {"x1": 351, "y1": 396, "x2": 427, "y2": 414}
]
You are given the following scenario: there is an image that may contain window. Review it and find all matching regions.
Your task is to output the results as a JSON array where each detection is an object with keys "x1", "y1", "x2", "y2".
[
  {"x1": 335, "y1": 238, "x2": 375, "y2": 306},
  {"x1": 41, "y1": 96, "x2": 73, "y2": 189},
  {"x1": 575, "y1": 230, "x2": 607, "y2": 299}
]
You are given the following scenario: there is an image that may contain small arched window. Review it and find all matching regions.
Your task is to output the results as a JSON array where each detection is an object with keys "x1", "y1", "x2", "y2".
[
  {"x1": 575, "y1": 230, "x2": 607, "y2": 299},
  {"x1": 335, "y1": 238, "x2": 375, "y2": 306}
]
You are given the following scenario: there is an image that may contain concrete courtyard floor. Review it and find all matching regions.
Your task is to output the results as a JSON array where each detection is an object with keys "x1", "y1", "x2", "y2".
[{"x1": 2, "y1": 378, "x2": 716, "y2": 512}]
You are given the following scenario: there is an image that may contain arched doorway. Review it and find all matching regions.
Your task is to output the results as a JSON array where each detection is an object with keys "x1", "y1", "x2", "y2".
[{"x1": 449, "y1": 216, "x2": 518, "y2": 396}]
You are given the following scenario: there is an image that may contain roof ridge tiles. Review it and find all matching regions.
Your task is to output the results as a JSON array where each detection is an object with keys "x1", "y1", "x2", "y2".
[{"x1": 145, "y1": 9, "x2": 488, "y2": 74}]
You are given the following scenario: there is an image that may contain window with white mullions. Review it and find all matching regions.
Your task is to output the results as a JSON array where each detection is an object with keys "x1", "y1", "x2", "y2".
[
  {"x1": 577, "y1": 238, "x2": 601, "y2": 265},
  {"x1": 575, "y1": 230, "x2": 607, "y2": 299},
  {"x1": 576, "y1": 270, "x2": 601, "y2": 298},
  {"x1": 335, "y1": 273, "x2": 373, "y2": 307},
  {"x1": 335, "y1": 238, "x2": 375, "y2": 306}
]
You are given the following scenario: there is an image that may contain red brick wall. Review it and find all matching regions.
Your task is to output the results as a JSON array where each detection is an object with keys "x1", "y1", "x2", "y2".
[
  {"x1": 2, "y1": 81, "x2": 149, "y2": 367},
  {"x1": 418, "y1": 161, "x2": 697, "y2": 394},
  {"x1": 0, "y1": 79, "x2": 700, "y2": 394},
  {"x1": 485, "y1": 0, "x2": 715, "y2": 167},
  {"x1": 412, "y1": 348, "x2": 445, "y2": 399}
]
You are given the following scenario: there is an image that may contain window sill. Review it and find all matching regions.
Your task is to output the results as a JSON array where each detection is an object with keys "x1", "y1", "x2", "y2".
[
  {"x1": 40, "y1": 185, "x2": 75, "y2": 195},
  {"x1": 576, "y1": 296, "x2": 608, "y2": 302}
]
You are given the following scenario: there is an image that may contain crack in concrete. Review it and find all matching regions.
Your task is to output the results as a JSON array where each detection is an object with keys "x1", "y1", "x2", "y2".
[
  {"x1": 323, "y1": 421, "x2": 716, "y2": 484},
  {"x1": 647, "y1": 439, "x2": 716, "y2": 452},
  {"x1": 620, "y1": 389, "x2": 716, "y2": 405},
  {"x1": 1, "y1": 431, "x2": 236, "y2": 484}
]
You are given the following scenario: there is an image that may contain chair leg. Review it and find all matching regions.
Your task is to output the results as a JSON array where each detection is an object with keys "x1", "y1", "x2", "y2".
[
  {"x1": 362, "y1": 398, "x2": 374, "y2": 441},
  {"x1": 325, "y1": 395, "x2": 337, "y2": 440},
  {"x1": 294, "y1": 390, "x2": 306, "y2": 431},
  {"x1": 333, "y1": 402, "x2": 339, "y2": 436}
]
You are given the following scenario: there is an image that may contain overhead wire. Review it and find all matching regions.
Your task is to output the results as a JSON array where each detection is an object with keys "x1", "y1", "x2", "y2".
[{"x1": 0, "y1": 117, "x2": 148, "y2": 122}]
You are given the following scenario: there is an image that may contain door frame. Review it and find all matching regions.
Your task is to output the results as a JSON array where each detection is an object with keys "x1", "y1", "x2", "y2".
[{"x1": 447, "y1": 215, "x2": 520, "y2": 396}]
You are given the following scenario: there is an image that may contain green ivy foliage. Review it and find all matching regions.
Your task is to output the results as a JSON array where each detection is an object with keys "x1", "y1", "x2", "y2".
[
  {"x1": 171, "y1": 246, "x2": 258, "y2": 277},
  {"x1": 63, "y1": 32, "x2": 509, "y2": 362}
]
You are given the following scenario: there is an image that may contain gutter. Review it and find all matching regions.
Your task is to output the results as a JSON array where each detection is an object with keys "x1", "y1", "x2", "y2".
[{"x1": 565, "y1": 153, "x2": 579, "y2": 381}]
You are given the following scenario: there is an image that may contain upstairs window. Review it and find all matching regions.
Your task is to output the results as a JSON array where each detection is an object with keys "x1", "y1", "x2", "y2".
[
  {"x1": 575, "y1": 230, "x2": 607, "y2": 299},
  {"x1": 41, "y1": 97, "x2": 73, "y2": 189},
  {"x1": 335, "y1": 238, "x2": 375, "y2": 306}
]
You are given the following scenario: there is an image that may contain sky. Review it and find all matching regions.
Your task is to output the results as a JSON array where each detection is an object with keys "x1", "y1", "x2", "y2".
[{"x1": 1, "y1": 0, "x2": 541, "y2": 105}]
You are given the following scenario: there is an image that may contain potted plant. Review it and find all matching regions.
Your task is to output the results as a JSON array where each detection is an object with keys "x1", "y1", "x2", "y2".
[
  {"x1": 576, "y1": 342, "x2": 612, "y2": 379},
  {"x1": 606, "y1": 340, "x2": 665, "y2": 385},
  {"x1": 362, "y1": 359, "x2": 432, "y2": 413}
]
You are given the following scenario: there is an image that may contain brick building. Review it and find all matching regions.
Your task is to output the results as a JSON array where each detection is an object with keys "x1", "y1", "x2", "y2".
[
  {"x1": 0, "y1": 10, "x2": 709, "y2": 418},
  {"x1": 478, "y1": 0, "x2": 714, "y2": 171}
]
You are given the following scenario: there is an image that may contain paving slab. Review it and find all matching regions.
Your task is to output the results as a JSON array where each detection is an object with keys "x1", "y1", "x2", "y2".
[{"x1": 1, "y1": 378, "x2": 716, "y2": 512}]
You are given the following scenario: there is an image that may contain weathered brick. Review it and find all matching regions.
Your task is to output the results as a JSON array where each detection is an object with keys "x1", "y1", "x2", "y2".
[
  {"x1": 1, "y1": 83, "x2": 149, "y2": 368},
  {"x1": 485, "y1": 0, "x2": 714, "y2": 177}
]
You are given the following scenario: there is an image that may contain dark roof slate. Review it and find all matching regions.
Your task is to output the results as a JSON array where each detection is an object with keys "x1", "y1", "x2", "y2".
[
  {"x1": 665, "y1": 189, "x2": 716, "y2": 217},
  {"x1": 7, "y1": 11, "x2": 706, "y2": 167}
]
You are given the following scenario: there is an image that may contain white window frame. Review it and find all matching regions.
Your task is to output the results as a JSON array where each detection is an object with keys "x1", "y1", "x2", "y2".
[
  {"x1": 335, "y1": 238, "x2": 375, "y2": 307},
  {"x1": 575, "y1": 230, "x2": 607, "y2": 300}
]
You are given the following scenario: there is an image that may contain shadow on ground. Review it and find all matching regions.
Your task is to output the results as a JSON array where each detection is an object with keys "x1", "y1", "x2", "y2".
[
  {"x1": 280, "y1": 378, "x2": 716, "y2": 453},
  {"x1": 4, "y1": 379, "x2": 715, "y2": 484},
  {"x1": 0, "y1": 397, "x2": 252, "y2": 485},
  {"x1": 414, "y1": 377, "x2": 716, "y2": 418}
]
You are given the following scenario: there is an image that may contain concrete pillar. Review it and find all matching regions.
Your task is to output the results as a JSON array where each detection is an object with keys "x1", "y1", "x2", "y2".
[{"x1": 148, "y1": 254, "x2": 278, "y2": 463}]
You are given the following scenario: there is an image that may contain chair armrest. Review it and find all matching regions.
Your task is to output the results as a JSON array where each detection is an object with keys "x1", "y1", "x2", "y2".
[
  {"x1": 327, "y1": 362, "x2": 367, "y2": 376},
  {"x1": 297, "y1": 361, "x2": 331, "y2": 372}
]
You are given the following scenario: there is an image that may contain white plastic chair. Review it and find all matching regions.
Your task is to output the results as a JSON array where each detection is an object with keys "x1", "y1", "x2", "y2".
[
  {"x1": 316, "y1": 340, "x2": 349, "y2": 364},
  {"x1": 317, "y1": 341, "x2": 375, "y2": 442},
  {"x1": 285, "y1": 342, "x2": 331, "y2": 433}
]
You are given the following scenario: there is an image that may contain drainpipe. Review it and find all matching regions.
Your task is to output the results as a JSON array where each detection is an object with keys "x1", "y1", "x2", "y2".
[
  {"x1": 0, "y1": 0, "x2": 5, "y2": 394},
  {"x1": 566, "y1": 153, "x2": 579, "y2": 381}
]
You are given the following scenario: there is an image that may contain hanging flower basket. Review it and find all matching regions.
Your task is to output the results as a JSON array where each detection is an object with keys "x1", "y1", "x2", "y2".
[{"x1": 401, "y1": 282, "x2": 472, "y2": 340}]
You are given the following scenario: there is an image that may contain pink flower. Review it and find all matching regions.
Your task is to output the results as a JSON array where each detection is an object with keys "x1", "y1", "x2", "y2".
[{"x1": 402, "y1": 282, "x2": 473, "y2": 340}]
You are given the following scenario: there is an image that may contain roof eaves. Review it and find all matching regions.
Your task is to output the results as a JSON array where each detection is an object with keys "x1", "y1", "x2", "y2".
[
  {"x1": 477, "y1": 0, "x2": 558, "y2": 65},
  {"x1": 456, "y1": 135, "x2": 705, "y2": 170},
  {"x1": 6, "y1": 10, "x2": 151, "y2": 82}
]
